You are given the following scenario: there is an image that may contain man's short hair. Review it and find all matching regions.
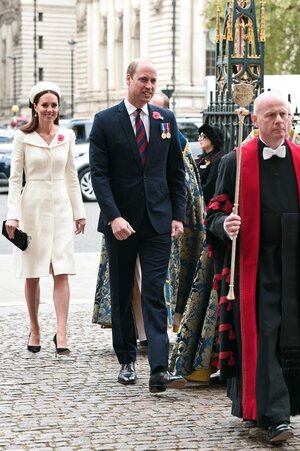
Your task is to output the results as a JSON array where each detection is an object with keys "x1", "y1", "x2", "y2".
[
  {"x1": 126, "y1": 58, "x2": 155, "y2": 79},
  {"x1": 126, "y1": 60, "x2": 139, "y2": 78}
]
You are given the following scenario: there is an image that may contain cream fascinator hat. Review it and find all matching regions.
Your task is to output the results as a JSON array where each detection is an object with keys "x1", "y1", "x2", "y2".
[{"x1": 29, "y1": 81, "x2": 61, "y2": 106}]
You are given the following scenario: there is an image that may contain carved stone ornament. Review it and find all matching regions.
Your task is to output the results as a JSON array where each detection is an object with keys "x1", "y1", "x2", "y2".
[
  {"x1": 100, "y1": 15, "x2": 107, "y2": 45},
  {"x1": 77, "y1": 1, "x2": 87, "y2": 32},
  {"x1": 152, "y1": 0, "x2": 163, "y2": 13},
  {"x1": 12, "y1": 18, "x2": 20, "y2": 45},
  {"x1": 232, "y1": 82, "x2": 253, "y2": 107},
  {"x1": 2, "y1": 0, "x2": 20, "y2": 13},
  {"x1": 12, "y1": 0, "x2": 20, "y2": 9}
]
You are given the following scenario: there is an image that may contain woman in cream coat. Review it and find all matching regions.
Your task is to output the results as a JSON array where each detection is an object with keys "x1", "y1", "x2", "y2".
[{"x1": 5, "y1": 81, "x2": 86, "y2": 355}]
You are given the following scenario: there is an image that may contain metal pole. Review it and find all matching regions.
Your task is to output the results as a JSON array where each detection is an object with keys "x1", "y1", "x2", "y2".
[
  {"x1": 227, "y1": 83, "x2": 253, "y2": 300},
  {"x1": 6, "y1": 56, "x2": 17, "y2": 105},
  {"x1": 70, "y1": 47, "x2": 74, "y2": 117},
  {"x1": 227, "y1": 107, "x2": 248, "y2": 300},
  {"x1": 33, "y1": 0, "x2": 37, "y2": 83},
  {"x1": 68, "y1": 39, "x2": 77, "y2": 117},
  {"x1": 171, "y1": 0, "x2": 176, "y2": 113},
  {"x1": 105, "y1": 68, "x2": 109, "y2": 108},
  {"x1": 13, "y1": 57, "x2": 17, "y2": 105}
]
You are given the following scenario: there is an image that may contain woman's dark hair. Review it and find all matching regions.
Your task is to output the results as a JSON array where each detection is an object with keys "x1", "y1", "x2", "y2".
[{"x1": 21, "y1": 90, "x2": 60, "y2": 134}]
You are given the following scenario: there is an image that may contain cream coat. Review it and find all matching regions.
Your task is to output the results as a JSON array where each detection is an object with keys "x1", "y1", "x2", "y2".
[{"x1": 7, "y1": 128, "x2": 86, "y2": 278}]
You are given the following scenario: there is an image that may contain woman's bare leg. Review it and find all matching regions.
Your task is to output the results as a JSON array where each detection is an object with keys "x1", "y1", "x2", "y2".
[
  {"x1": 25, "y1": 277, "x2": 40, "y2": 345},
  {"x1": 52, "y1": 274, "x2": 70, "y2": 349}
]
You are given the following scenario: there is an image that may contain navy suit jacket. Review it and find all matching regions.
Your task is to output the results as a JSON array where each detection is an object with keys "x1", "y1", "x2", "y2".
[{"x1": 89, "y1": 100, "x2": 186, "y2": 235}]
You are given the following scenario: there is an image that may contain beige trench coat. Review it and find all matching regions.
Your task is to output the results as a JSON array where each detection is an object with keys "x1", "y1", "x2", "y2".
[{"x1": 7, "y1": 128, "x2": 86, "y2": 278}]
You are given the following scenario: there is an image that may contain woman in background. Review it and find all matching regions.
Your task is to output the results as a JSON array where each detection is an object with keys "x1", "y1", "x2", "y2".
[{"x1": 197, "y1": 124, "x2": 224, "y2": 206}]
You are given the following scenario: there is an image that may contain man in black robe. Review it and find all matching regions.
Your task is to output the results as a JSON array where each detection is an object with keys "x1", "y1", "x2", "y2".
[{"x1": 206, "y1": 91, "x2": 300, "y2": 444}]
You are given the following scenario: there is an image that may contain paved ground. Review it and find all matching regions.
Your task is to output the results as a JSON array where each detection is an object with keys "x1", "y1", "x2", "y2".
[
  {"x1": 0, "y1": 253, "x2": 299, "y2": 450},
  {"x1": 0, "y1": 253, "x2": 100, "y2": 312}
]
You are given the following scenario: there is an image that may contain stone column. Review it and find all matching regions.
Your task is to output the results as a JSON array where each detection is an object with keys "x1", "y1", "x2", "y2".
[
  {"x1": 139, "y1": 0, "x2": 149, "y2": 57},
  {"x1": 90, "y1": 0, "x2": 101, "y2": 93},
  {"x1": 107, "y1": 0, "x2": 115, "y2": 90},
  {"x1": 193, "y1": 1, "x2": 206, "y2": 86},
  {"x1": 122, "y1": 0, "x2": 131, "y2": 80},
  {"x1": 178, "y1": 0, "x2": 192, "y2": 89}
]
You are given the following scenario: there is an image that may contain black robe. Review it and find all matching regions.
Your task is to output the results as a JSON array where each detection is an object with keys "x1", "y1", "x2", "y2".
[
  {"x1": 206, "y1": 137, "x2": 300, "y2": 426},
  {"x1": 197, "y1": 148, "x2": 223, "y2": 206}
]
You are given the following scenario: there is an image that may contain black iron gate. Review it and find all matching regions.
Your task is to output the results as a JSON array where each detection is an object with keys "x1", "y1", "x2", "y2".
[{"x1": 203, "y1": 92, "x2": 254, "y2": 153}]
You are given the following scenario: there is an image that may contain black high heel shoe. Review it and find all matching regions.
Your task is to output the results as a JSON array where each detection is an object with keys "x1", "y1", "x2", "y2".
[
  {"x1": 53, "y1": 334, "x2": 70, "y2": 356},
  {"x1": 27, "y1": 333, "x2": 41, "y2": 353}
]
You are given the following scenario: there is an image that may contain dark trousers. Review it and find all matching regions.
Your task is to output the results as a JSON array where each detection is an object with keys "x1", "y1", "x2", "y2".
[
  {"x1": 105, "y1": 215, "x2": 171, "y2": 372},
  {"x1": 256, "y1": 240, "x2": 290, "y2": 427}
]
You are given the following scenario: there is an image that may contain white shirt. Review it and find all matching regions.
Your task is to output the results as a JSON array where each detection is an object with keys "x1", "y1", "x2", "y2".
[
  {"x1": 124, "y1": 98, "x2": 150, "y2": 141},
  {"x1": 260, "y1": 137, "x2": 285, "y2": 148}
]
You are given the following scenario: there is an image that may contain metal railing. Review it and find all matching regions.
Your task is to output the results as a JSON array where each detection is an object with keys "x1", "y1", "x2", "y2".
[{"x1": 203, "y1": 90, "x2": 300, "y2": 153}]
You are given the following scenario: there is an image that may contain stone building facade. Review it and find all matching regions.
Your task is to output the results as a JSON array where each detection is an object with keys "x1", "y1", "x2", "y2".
[
  {"x1": 0, "y1": 0, "x2": 211, "y2": 122},
  {"x1": 0, "y1": 0, "x2": 76, "y2": 122},
  {"x1": 75, "y1": 0, "x2": 207, "y2": 117}
]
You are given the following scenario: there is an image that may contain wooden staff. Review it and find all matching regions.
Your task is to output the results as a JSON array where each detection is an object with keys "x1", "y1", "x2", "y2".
[{"x1": 227, "y1": 83, "x2": 253, "y2": 300}]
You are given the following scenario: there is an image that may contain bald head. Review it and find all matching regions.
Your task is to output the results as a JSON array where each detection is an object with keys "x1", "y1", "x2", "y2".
[
  {"x1": 253, "y1": 91, "x2": 289, "y2": 115},
  {"x1": 251, "y1": 91, "x2": 290, "y2": 148},
  {"x1": 150, "y1": 92, "x2": 170, "y2": 109}
]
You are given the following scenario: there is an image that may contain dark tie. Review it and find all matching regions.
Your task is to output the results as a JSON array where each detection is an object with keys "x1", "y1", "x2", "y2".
[{"x1": 135, "y1": 108, "x2": 148, "y2": 166}]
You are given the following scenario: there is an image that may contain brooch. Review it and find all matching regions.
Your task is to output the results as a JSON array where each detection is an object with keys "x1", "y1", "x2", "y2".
[{"x1": 152, "y1": 111, "x2": 164, "y2": 120}]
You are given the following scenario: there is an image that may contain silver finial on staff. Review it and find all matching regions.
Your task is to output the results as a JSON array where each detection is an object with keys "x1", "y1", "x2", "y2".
[{"x1": 227, "y1": 82, "x2": 253, "y2": 300}]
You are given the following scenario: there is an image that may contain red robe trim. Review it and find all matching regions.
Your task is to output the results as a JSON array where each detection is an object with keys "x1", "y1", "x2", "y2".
[{"x1": 239, "y1": 137, "x2": 300, "y2": 420}]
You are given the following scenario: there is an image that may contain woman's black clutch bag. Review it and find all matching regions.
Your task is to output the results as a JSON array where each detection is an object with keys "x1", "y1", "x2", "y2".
[{"x1": 2, "y1": 221, "x2": 30, "y2": 251}]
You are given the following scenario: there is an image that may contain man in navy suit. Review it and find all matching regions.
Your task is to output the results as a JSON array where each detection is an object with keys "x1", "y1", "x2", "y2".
[{"x1": 89, "y1": 58, "x2": 186, "y2": 392}]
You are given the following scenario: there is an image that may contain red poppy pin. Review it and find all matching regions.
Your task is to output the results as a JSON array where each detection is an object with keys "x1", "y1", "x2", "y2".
[
  {"x1": 57, "y1": 134, "x2": 64, "y2": 142},
  {"x1": 152, "y1": 111, "x2": 164, "y2": 120}
]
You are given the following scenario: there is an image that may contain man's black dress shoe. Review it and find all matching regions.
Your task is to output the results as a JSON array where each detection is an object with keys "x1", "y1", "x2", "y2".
[
  {"x1": 243, "y1": 420, "x2": 258, "y2": 428},
  {"x1": 268, "y1": 421, "x2": 294, "y2": 443},
  {"x1": 149, "y1": 370, "x2": 186, "y2": 393},
  {"x1": 139, "y1": 340, "x2": 148, "y2": 347},
  {"x1": 118, "y1": 362, "x2": 136, "y2": 385}
]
